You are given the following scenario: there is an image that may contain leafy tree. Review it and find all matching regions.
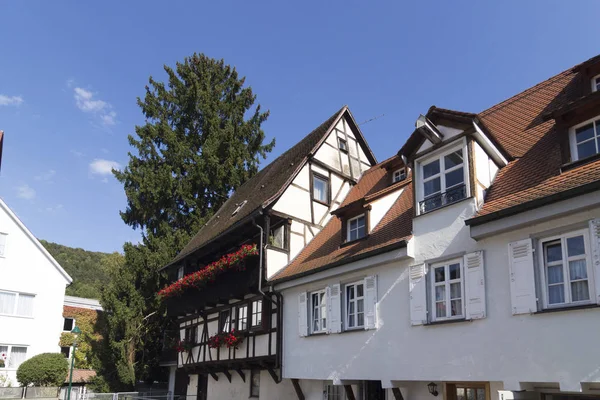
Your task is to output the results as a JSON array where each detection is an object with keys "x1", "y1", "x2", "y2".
[
  {"x1": 17, "y1": 353, "x2": 68, "y2": 387},
  {"x1": 103, "y1": 53, "x2": 274, "y2": 389}
]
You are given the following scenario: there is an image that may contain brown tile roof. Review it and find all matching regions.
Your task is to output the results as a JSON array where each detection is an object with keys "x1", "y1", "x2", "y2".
[
  {"x1": 66, "y1": 369, "x2": 96, "y2": 384},
  {"x1": 171, "y1": 106, "x2": 351, "y2": 265},
  {"x1": 272, "y1": 158, "x2": 413, "y2": 281}
]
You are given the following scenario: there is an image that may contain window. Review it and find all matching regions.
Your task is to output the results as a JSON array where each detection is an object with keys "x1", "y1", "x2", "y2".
[
  {"x1": 419, "y1": 148, "x2": 466, "y2": 213},
  {"x1": 63, "y1": 318, "x2": 75, "y2": 332},
  {"x1": 310, "y1": 290, "x2": 327, "y2": 333},
  {"x1": 592, "y1": 74, "x2": 600, "y2": 92},
  {"x1": 0, "y1": 291, "x2": 34, "y2": 317},
  {"x1": 0, "y1": 345, "x2": 27, "y2": 369},
  {"x1": 570, "y1": 116, "x2": 600, "y2": 161},
  {"x1": 346, "y1": 215, "x2": 366, "y2": 242},
  {"x1": 345, "y1": 282, "x2": 364, "y2": 329},
  {"x1": 251, "y1": 300, "x2": 262, "y2": 328},
  {"x1": 220, "y1": 309, "x2": 232, "y2": 332},
  {"x1": 269, "y1": 224, "x2": 288, "y2": 250},
  {"x1": 431, "y1": 260, "x2": 464, "y2": 321},
  {"x1": 60, "y1": 346, "x2": 71, "y2": 358},
  {"x1": 250, "y1": 370, "x2": 260, "y2": 397},
  {"x1": 325, "y1": 384, "x2": 346, "y2": 400},
  {"x1": 237, "y1": 304, "x2": 248, "y2": 331},
  {"x1": 177, "y1": 266, "x2": 184, "y2": 280},
  {"x1": 338, "y1": 138, "x2": 348, "y2": 152},
  {"x1": 392, "y1": 168, "x2": 406, "y2": 183},
  {"x1": 312, "y1": 173, "x2": 329, "y2": 204},
  {"x1": 0, "y1": 233, "x2": 7, "y2": 257},
  {"x1": 447, "y1": 383, "x2": 488, "y2": 400},
  {"x1": 541, "y1": 230, "x2": 592, "y2": 307},
  {"x1": 185, "y1": 325, "x2": 198, "y2": 343}
]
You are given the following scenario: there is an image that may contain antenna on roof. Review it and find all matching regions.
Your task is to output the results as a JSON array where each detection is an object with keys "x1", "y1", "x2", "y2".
[{"x1": 358, "y1": 114, "x2": 385, "y2": 126}]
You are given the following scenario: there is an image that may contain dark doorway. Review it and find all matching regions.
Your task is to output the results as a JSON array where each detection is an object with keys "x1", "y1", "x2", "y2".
[
  {"x1": 173, "y1": 369, "x2": 188, "y2": 400},
  {"x1": 364, "y1": 380, "x2": 386, "y2": 400},
  {"x1": 197, "y1": 374, "x2": 208, "y2": 400}
]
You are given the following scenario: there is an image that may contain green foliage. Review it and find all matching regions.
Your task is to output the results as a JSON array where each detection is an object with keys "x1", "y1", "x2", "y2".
[
  {"x1": 16, "y1": 353, "x2": 68, "y2": 387},
  {"x1": 61, "y1": 306, "x2": 107, "y2": 370},
  {"x1": 102, "y1": 53, "x2": 274, "y2": 389},
  {"x1": 40, "y1": 240, "x2": 114, "y2": 299}
]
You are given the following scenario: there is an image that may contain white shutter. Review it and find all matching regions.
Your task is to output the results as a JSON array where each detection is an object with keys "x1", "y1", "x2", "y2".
[
  {"x1": 508, "y1": 239, "x2": 537, "y2": 315},
  {"x1": 298, "y1": 292, "x2": 308, "y2": 337},
  {"x1": 328, "y1": 284, "x2": 342, "y2": 333},
  {"x1": 364, "y1": 275, "x2": 377, "y2": 330},
  {"x1": 409, "y1": 264, "x2": 427, "y2": 325},
  {"x1": 589, "y1": 219, "x2": 600, "y2": 305},
  {"x1": 464, "y1": 251, "x2": 486, "y2": 320},
  {"x1": 325, "y1": 286, "x2": 331, "y2": 334}
]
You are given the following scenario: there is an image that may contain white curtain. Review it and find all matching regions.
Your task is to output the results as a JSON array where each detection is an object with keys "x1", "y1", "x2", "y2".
[
  {"x1": 0, "y1": 292, "x2": 16, "y2": 315},
  {"x1": 17, "y1": 294, "x2": 34, "y2": 317},
  {"x1": 569, "y1": 260, "x2": 589, "y2": 302},
  {"x1": 9, "y1": 346, "x2": 27, "y2": 368}
]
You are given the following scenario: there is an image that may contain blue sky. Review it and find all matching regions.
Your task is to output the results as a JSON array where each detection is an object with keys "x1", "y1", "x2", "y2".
[{"x1": 0, "y1": 1, "x2": 598, "y2": 253}]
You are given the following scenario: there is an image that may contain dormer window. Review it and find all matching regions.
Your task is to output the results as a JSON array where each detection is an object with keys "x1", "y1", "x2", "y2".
[
  {"x1": 338, "y1": 138, "x2": 348, "y2": 153},
  {"x1": 592, "y1": 74, "x2": 600, "y2": 92},
  {"x1": 392, "y1": 168, "x2": 406, "y2": 183},
  {"x1": 417, "y1": 146, "x2": 467, "y2": 214},
  {"x1": 347, "y1": 214, "x2": 366, "y2": 242},
  {"x1": 569, "y1": 115, "x2": 600, "y2": 161}
]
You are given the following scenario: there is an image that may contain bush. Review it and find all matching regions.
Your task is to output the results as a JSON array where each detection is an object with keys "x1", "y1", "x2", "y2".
[{"x1": 17, "y1": 353, "x2": 68, "y2": 386}]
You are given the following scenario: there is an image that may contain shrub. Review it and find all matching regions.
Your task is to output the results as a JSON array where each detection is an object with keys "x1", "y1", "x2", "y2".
[{"x1": 17, "y1": 353, "x2": 68, "y2": 386}]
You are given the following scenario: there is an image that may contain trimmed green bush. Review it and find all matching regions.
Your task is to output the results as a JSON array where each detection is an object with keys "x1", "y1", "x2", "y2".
[{"x1": 16, "y1": 353, "x2": 68, "y2": 386}]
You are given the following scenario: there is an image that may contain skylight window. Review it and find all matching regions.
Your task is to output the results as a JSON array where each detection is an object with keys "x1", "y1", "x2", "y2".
[
  {"x1": 392, "y1": 168, "x2": 406, "y2": 183},
  {"x1": 592, "y1": 74, "x2": 600, "y2": 93},
  {"x1": 232, "y1": 200, "x2": 247, "y2": 216}
]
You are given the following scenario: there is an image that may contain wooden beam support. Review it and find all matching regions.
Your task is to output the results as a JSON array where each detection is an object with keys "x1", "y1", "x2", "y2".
[
  {"x1": 235, "y1": 369, "x2": 246, "y2": 382},
  {"x1": 392, "y1": 388, "x2": 405, "y2": 400},
  {"x1": 222, "y1": 370, "x2": 232, "y2": 383},
  {"x1": 291, "y1": 379, "x2": 305, "y2": 400},
  {"x1": 267, "y1": 368, "x2": 279, "y2": 383},
  {"x1": 344, "y1": 385, "x2": 356, "y2": 400},
  {"x1": 209, "y1": 372, "x2": 218, "y2": 382}
]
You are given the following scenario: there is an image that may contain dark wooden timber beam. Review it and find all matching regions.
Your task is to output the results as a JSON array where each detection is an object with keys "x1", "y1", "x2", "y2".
[
  {"x1": 222, "y1": 370, "x2": 232, "y2": 383},
  {"x1": 209, "y1": 372, "x2": 218, "y2": 382},
  {"x1": 344, "y1": 385, "x2": 356, "y2": 400},
  {"x1": 291, "y1": 379, "x2": 305, "y2": 400},
  {"x1": 267, "y1": 368, "x2": 279, "y2": 383},
  {"x1": 392, "y1": 388, "x2": 405, "y2": 400},
  {"x1": 235, "y1": 369, "x2": 246, "y2": 382}
]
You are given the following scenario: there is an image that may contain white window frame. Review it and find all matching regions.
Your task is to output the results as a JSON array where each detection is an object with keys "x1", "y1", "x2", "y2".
[
  {"x1": 0, "y1": 290, "x2": 35, "y2": 318},
  {"x1": 345, "y1": 281, "x2": 365, "y2": 330},
  {"x1": 63, "y1": 317, "x2": 75, "y2": 332},
  {"x1": 310, "y1": 289, "x2": 327, "y2": 334},
  {"x1": 415, "y1": 142, "x2": 469, "y2": 215},
  {"x1": 346, "y1": 214, "x2": 366, "y2": 242},
  {"x1": 338, "y1": 137, "x2": 348, "y2": 153},
  {"x1": 60, "y1": 346, "x2": 72, "y2": 359},
  {"x1": 0, "y1": 345, "x2": 28, "y2": 369},
  {"x1": 537, "y1": 228, "x2": 595, "y2": 309},
  {"x1": 430, "y1": 258, "x2": 465, "y2": 322},
  {"x1": 392, "y1": 168, "x2": 406, "y2": 183},
  {"x1": 569, "y1": 115, "x2": 600, "y2": 161},
  {"x1": 250, "y1": 299, "x2": 262, "y2": 328},
  {"x1": 592, "y1": 74, "x2": 600, "y2": 93},
  {"x1": 312, "y1": 173, "x2": 330, "y2": 205},
  {"x1": 237, "y1": 304, "x2": 248, "y2": 331},
  {"x1": 0, "y1": 233, "x2": 7, "y2": 258}
]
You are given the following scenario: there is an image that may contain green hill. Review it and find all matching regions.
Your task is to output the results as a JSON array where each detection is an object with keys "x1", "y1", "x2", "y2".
[{"x1": 40, "y1": 240, "x2": 118, "y2": 299}]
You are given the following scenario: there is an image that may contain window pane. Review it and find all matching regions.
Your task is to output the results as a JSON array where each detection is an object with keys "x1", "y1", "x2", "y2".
[
  {"x1": 423, "y1": 159, "x2": 440, "y2": 179},
  {"x1": 357, "y1": 225, "x2": 366, "y2": 239},
  {"x1": 445, "y1": 168, "x2": 464, "y2": 188},
  {"x1": 350, "y1": 219, "x2": 357, "y2": 230},
  {"x1": 567, "y1": 236, "x2": 585, "y2": 257},
  {"x1": 450, "y1": 283, "x2": 461, "y2": 299},
  {"x1": 313, "y1": 176, "x2": 328, "y2": 203},
  {"x1": 577, "y1": 140, "x2": 597, "y2": 159},
  {"x1": 436, "y1": 301, "x2": 446, "y2": 318},
  {"x1": 9, "y1": 347, "x2": 27, "y2": 368},
  {"x1": 547, "y1": 265, "x2": 563, "y2": 284},
  {"x1": 451, "y1": 299, "x2": 462, "y2": 316},
  {"x1": 348, "y1": 315, "x2": 354, "y2": 328},
  {"x1": 424, "y1": 177, "x2": 441, "y2": 197},
  {"x1": 435, "y1": 286, "x2": 445, "y2": 301},
  {"x1": 545, "y1": 242, "x2": 562, "y2": 262},
  {"x1": 0, "y1": 292, "x2": 16, "y2": 315},
  {"x1": 445, "y1": 151, "x2": 463, "y2": 169},
  {"x1": 347, "y1": 286, "x2": 354, "y2": 300},
  {"x1": 270, "y1": 225, "x2": 285, "y2": 248},
  {"x1": 477, "y1": 389, "x2": 486, "y2": 400},
  {"x1": 356, "y1": 284, "x2": 364, "y2": 298},
  {"x1": 449, "y1": 264, "x2": 460, "y2": 280},
  {"x1": 357, "y1": 313, "x2": 364, "y2": 327},
  {"x1": 457, "y1": 388, "x2": 465, "y2": 400},
  {"x1": 434, "y1": 267, "x2": 445, "y2": 283},
  {"x1": 17, "y1": 294, "x2": 34, "y2": 317},
  {"x1": 575, "y1": 123, "x2": 595, "y2": 142},
  {"x1": 548, "y1": 285, "x2": 565, "y2": 304},
  {"x1": 571, "y1": 281, "x2": 590, "y2": 302},
  {"x1": 467, "y1": 388, "x2": 476, "y2": 400},
  {"x1": 569, "y1": 259, "x2": 587, "y2": 280},
  {"x1": 64, "y1": 317, "x2": 74, "y2": 331},
  {"x1": 357, "y1": 299, "x2": 364, "y2": 313},
  {"x1": 349, "y1": 302, "x2": 354, "y2": 314}
]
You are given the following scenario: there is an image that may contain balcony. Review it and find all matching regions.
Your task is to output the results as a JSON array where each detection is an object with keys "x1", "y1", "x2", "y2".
[{"x1": 419, "y1": 184, "x2": 466, "y2": 214}]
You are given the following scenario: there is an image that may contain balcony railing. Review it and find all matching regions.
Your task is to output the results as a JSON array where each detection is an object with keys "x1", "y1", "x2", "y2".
[{"x1": 419, "y1": 184, "x2": 466, "y2": 214}]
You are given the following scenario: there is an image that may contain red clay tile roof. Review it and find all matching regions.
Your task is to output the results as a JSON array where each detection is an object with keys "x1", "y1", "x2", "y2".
[
  {"x1": 66, "y1": 369, "x2": 96, "y2": 384},
  {"x1": 271, "y1": 158, "x2": 413, "y2": 281}
]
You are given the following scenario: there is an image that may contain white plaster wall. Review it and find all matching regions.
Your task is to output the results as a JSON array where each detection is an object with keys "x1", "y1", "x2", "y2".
[
  {"x1": 271, "y1": 184, "x2": 312, "y2": 222},
  {"x1": 266, "y1": 249, "x2": 288, "y2": 279},
  {"x1": 280, "y1": 201, "x2": 600, "y2": 390},
  {"x1": 0, "y1": 203, "x2": 70, "y2": 385},
  {"x1": 205, "y1": 371, "x2": 299, "y2": 400},
  {"x1": 417, "y1": 125, "x2": 464, "y2": 154},
  {"x1": 369, "y1": 189, "x2": 403, "y2": 231}
]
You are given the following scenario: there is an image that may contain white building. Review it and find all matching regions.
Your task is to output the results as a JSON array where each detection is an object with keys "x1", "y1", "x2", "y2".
[
  {"x1": 0, "y1": 198, "x2": 72, "y2": 386},
  {"x1": 271, "y1": 54, "x2": 600, "y2": 400},
  {"x1": 159, "y1": 106, "x2": 376, "y2": 400}
]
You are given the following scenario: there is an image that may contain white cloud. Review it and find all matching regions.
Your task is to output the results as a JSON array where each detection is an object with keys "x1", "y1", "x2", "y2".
[
  {"x1": 16, "y1": 184, "x2": 36, "y2": 200},
  {"x1": 73, "y1": 87, "x2": 116, "y2": 126},
  {"x1": 89, "y1": 159, "x2": 120, "y2": 176},
  {"x1": 70, "y1": 149, "x2": 84, "y2": 158},
  {"x1": 0, "y1": 95, "x2": 24, "y2": 106},
  {"x1": 35, "y1": 169, "x2": 56, "y2": 182}
]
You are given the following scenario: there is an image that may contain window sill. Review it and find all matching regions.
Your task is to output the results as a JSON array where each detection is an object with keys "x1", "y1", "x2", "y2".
[
  {"x1": 340, "y1": 235, "x2": 369, "y2": 248},
  {"x1": 425, "y1": 318, "x2": 467, "y2": 326},
  {"x1": 415, "y1": 196, "x2": 473, "y2": 218},
  {"x1": 313, "y1": 198, "x2": 331, "y2": 207},
  {"x1": 561, "y1": 152, "x2": 600, "y2": 173},
  {"x1": 534, "y1": 303, "x2": 599, "y2": 315},
  {"x1": 308, "y1": 331, "x2": 328, "y2": 337},
  {"x1": 265, "y1": 245, "x2": 289, "y2": 254},
  {"x1": 342, "y1": 327, "x2": 366, "y2": 333}
]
